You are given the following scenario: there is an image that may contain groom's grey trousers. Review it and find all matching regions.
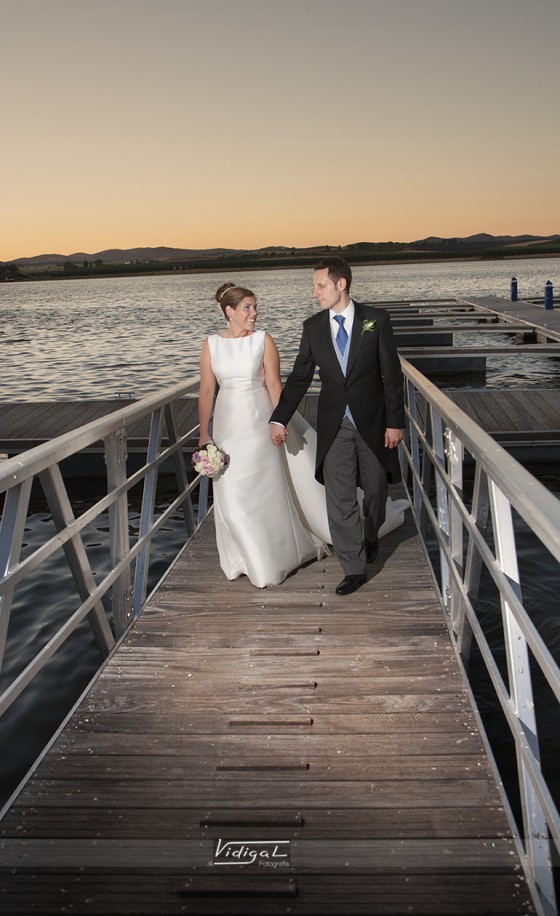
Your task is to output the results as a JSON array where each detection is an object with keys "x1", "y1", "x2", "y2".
[{"x1": 322, "y1": 418, "x2": 388, "y2": 576}]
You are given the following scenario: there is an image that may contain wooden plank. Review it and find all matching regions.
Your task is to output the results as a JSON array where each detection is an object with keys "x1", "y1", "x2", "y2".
[
  {"x1": 0, "y1": 872, "x2": 533, "y2": 915},
  {"x1": 0, "y1": 804, "x2": 514, "y2": 839},
  {"x1": 53, "y1": 730, "x2": 484, "y2": 758},
  {"x1": 35, "y1": 753, "x2": 492, "y2": 782}
]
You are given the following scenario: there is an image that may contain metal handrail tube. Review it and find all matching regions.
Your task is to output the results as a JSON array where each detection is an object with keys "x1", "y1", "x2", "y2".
[
  {"x1": 402, "y1": 360, "x2": 560, "y2": 561},
  {"x1": 461, "y1": 586, "x2": 560, "y2": 848},
  {"x1": 0, "y1": 469, "x2": 204, "y2": 718},
  {"x1": 0, "y1": 424, "x2": 200, "y2": 597},
  {"x1": 0, "y1": 378, "x2": 200, "y2": 494},
  {"x1": 0, "y1": 375, "x2": 207, "y2": 723},
  {"x1": 400, "y1": 357, "x2": 560, "y2": 915},
  {"x1": 402, "y1": 430, "x2": 560, "y2": 704}
]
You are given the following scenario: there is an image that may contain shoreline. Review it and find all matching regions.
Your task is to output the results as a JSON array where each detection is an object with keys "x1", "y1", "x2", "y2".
[{"x1": 3, "y1": 250, "x2": 560, "y2": 283}]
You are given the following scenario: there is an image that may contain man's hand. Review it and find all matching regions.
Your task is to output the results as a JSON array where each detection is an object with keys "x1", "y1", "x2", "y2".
[
  {"x1": 269, "y1": 422, "x2": 287, "y2": 446},
  {"x1": 385, "y1": 427, "x2": 404, "y2": 449}
]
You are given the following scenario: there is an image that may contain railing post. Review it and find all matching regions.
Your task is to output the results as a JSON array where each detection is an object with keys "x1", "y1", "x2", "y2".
[
  {"x1": 197, "y1": 475, "x2": 210, "y2": 525},
  {"x1": 544, "y1": 280, "x2": 554, "y2": 310},
  {"x1": 0, "y1": 480, "x2": 33, "y2": 671},
  {"x1": 133, "y1": 409, "x2": 163, "y2": 616},
  {"x1": 164, "y1": 401, "x2": 196, "y2": 536},
  {"x1": 39, "y1": 465, "x2": 114, "y2": 655},
  {"x1": 458, "y1": 464, "x2": 489, "y2": 667},
  {"x1": 406, "y1": 378, "x2": 422, "y2": 514},
  {"x1": 446, "y1": 429, "x2": 464, "y2": 634},
  {"x1": 418, "y1": 406, "x2": 433, "y2": 541},
  {"x1": 105, "y1": 428, "x2": 132, "y2": 637},
  {"x1": 511, "y1": 276, "x2": 518, "y2": 301},
  {"x1": 431, "y1": 412, "x2": 450, "y2": 609},
  {"x1": 489, "y1": 481, "x2": 555, "y2": 913}
]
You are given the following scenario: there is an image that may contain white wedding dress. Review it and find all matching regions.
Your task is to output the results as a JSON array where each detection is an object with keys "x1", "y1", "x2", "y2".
[
  {"x1": 208, "y1": 329, "x2": 409, "y2": 589},
  {"x1": 208, "y1": 330, "x2": 326, "y2": 588}
]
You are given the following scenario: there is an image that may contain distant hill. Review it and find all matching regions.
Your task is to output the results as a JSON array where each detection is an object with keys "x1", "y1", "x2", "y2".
[
  {"x1": 10, "y1": 246, "x2": 240, "y2": 267},
  {"x1": 410, "y1": 233, "x2": 560, "y2": 250},
  {"x1": 4, "y1": 234, "x2": 560, "y2": 269}
]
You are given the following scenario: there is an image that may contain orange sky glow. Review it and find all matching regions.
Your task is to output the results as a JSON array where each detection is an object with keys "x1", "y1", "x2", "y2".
[{"x1": 2, "y1": 0, "x2": 559, "y2": 262}]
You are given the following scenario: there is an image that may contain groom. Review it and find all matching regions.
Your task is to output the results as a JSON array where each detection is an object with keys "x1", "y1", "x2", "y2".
[{"x1": 270, "y1": 257, "x2": 405, "y2": 596}]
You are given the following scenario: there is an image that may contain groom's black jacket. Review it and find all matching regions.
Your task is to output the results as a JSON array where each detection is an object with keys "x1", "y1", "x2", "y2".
[{"x1": 270, "y1": 302, "x2": 405, "y2": 484}]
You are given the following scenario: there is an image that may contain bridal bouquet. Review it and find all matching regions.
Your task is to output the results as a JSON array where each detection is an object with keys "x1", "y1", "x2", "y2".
[{"x1": 191, "y1": 442, "x2": 229, "y2": 478}]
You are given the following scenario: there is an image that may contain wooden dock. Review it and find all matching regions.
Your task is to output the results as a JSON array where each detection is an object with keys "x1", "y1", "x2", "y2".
[
  {"x1": 380, "y1": 294, "x2": 560, "y2": 343},
  {"x1": 460, "y1": 295, "x2": 560, "y2": 342},
  {"x1": 379, "y1": 294, "x2": 560, "y2": 374},
  {"x1": 446, "y1": 388, "x2": 560, "y2": 455},
  {"x1": 0, "y1": 397, "x2": 199, "y2": 454},
  {"x1": 1, "y1": 389, "x2": 559, "y2": 467},
  {"x1": 0, "y1": 505, "x2": 535, "y2": 913}
]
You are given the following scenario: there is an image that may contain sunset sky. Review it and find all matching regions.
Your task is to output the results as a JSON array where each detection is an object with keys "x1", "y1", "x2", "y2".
[{"x1": 2, "y1": 0, "x2": 559, "y2": 262}]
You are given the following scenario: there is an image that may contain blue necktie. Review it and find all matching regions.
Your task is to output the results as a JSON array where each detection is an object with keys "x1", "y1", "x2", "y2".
[{"x1": 333, "y1": 314, "x2": 348, "y2": 356}]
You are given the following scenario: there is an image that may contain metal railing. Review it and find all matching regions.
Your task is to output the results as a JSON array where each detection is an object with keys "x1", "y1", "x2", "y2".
[
  {"x1": 0, "y1": 377, "x2": 209, "y2": 723},
  {"x1": 399, "y1": 357, "x2": 560, "y2": 916}
]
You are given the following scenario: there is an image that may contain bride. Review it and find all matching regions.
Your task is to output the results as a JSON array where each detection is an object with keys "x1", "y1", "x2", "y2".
[
  {"x1": 198, "y1": 282, "x2": 326, "y2": 588},
  {"x1": 197, "y1": 282, "x2": 406, "y2": 589}
]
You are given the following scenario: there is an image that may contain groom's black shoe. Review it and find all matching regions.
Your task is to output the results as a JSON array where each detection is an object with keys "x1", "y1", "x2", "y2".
[
  {"x1": 364, "y1": 540, "x2": 379, "y2": 564},
  {"x1": 335, "y1": 574, "x2": 367, "y2": 596}
]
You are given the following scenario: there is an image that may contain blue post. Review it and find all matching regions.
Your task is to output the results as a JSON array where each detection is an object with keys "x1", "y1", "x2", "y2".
[
  {"x1": 511, "y1": 277, "x2": 518, "y2": 301},
  {"x1": 545, "y1": 280, "x2": 554, "y2": 310}
]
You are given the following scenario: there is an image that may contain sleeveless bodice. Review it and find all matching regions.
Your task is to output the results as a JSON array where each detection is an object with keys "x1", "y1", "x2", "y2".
[
  {"x1": 208, "y1": 330, "x2": 266, "y2": 392},
  {"x1": 205, "y1": 329, "x2": 324, "y2": 587}
]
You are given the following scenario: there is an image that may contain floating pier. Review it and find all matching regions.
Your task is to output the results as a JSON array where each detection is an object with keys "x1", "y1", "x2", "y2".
[
  {"x1": 1, "y1": 388, "x2": 559, "y2": 471},
  {"x1": 385, "y1": 293, "x2": 560, "y2": 374}
]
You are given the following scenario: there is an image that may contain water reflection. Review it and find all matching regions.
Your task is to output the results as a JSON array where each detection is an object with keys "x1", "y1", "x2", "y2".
[{"x1": 1, "y1": 257, "x2": 559, "y2": 401}]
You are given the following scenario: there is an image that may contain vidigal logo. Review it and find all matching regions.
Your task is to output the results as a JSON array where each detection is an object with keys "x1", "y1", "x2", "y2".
[{"x1": 213, "y1": 839, "x2": 291, "y2": 868}]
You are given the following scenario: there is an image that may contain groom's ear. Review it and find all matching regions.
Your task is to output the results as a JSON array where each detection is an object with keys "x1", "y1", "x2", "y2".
[{"x1": 337, "y1": 278, "x2": 347, "y2": 292}]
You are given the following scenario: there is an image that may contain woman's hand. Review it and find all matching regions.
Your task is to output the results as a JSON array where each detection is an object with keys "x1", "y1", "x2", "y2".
[{"x1": 269, "y1": 423, "x2": 287, "y2": 446}]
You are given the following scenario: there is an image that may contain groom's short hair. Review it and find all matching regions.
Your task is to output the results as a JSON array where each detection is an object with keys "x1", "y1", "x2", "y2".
[{"x1": 314, "y1": 257, "x2": 352, "y2": 293}]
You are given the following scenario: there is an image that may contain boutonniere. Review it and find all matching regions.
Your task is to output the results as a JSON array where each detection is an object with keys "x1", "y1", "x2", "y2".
[{"x1": 361, "y1": 319, "x2": 377, "y2": 335}]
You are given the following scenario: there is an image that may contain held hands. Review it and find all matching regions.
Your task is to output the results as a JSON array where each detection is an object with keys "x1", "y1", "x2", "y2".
[
  {"x1": 385, "y1": 428, "x2": 404, "y2": 449},
  {"x1": 269, "y1": 422, "x2": 287, "y2": 447},
  {"x1": 270, "y1": 423, "x2": 402, "y2": 448}
]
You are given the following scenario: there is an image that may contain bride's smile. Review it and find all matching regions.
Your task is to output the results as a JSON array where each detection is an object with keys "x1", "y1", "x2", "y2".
[{"x1": 226, "y1": 296, "x2": 258, "y2": 337}]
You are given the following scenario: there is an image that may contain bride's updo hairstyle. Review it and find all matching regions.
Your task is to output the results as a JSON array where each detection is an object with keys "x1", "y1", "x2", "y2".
[{"x1": 216, "y1": 282, "x2": 255, "y2": 320}]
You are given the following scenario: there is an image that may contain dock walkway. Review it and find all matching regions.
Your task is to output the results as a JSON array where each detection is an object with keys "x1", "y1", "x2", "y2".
[
  {"x1": 0, "y1": 507, "x2": 534, "y2": 913},
  {"x1": 460, "y1": 295, "x2": 560, "y2": 341}
]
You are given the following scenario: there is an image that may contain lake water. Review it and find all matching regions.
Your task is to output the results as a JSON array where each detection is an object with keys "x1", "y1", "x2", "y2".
[
  {"x1": 1, "y1": 256, "x2": 559, "y2": 400},
  {"x1": 1, "y1": 256, "x2": 559, "y2": 824}
]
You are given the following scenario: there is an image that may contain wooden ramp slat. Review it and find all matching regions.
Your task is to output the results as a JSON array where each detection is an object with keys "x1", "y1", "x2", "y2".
[{"x1": 0, "y1": 508, "x2": 534, "y2": 914}]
